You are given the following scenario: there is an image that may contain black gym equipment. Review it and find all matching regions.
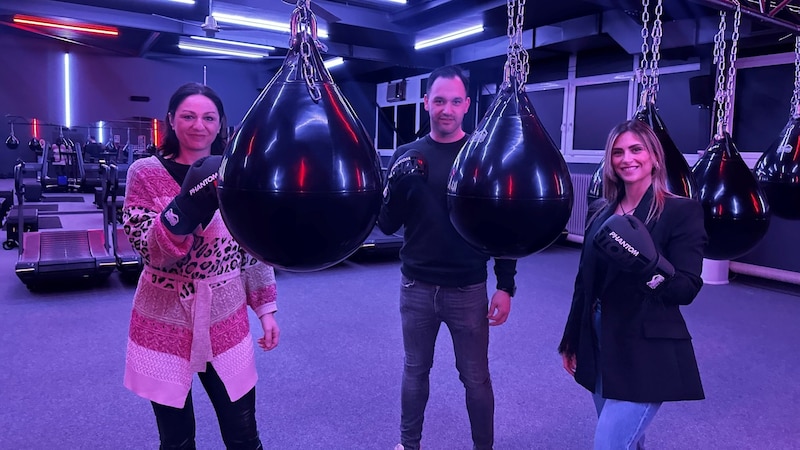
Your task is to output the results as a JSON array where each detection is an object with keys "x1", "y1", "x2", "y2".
[
  {"x1": 28, "y1": 137, "x2": 41, "y2": 153},
  {"x1": 218, "y1": 3, "x2": 382, "y2": 272},
  {"x1": 6, "y1": 122, "x2": 19, "y2": 149},
  {"x1": 692, "y1": 3, "x2": 770, "y2": 261},
  {"x1": 40, "y1": 137, "x2": 85, "y2": 192},
  {"x1": 448, "y1": 78, "x2": 574, "y2": 258},
  {"x1": 692, "y1": 133, "x2": 771, "y2": 260},
  {"x1": 754, "y1": 115, "x2": 800, "y2": 220},
  {"x1": 100, "y1": 163, "x2": 142, "y2": 281},
  {"x1": 13, "y1": 161, "x2": 116, "y2": 289}
]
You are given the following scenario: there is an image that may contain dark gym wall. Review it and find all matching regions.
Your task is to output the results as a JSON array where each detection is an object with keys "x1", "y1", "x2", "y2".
[{"x1": 0, "y1": 32, "x2": 272, "y2": 136}]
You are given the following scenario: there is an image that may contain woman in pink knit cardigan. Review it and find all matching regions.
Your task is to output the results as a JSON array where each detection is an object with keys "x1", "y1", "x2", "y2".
[{"x1": 123, "y1": 82, "x2": 278, "y2": 449}]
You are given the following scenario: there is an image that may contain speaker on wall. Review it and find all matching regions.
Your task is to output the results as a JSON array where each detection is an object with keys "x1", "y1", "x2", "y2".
[
  {"x1": 386, "y1": 80, "x2": 407, "y2": 103},
  {"x1": 689, "y1": 75, "x2": 714, "y2": 108}
]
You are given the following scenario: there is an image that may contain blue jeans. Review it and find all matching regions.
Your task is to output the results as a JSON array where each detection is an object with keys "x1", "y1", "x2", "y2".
[
  {"x1": 592, "y1": 308, "x2": 661, "y2": 450},
  {"x1": 399, "y1": 275, "x2": 493, "y2": 450}
]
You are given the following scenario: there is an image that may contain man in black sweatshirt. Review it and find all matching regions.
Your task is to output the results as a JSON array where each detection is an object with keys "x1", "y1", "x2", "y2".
[{"x1": 378, "y1": 65, "x2": 517, "y2": 450}]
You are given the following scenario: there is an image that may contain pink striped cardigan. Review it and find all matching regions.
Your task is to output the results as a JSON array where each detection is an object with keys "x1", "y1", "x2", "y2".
[{"x1": 122, "y1": 156, "x2": 277, "y2": 408}]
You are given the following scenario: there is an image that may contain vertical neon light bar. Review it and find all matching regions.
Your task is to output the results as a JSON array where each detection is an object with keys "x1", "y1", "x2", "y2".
[
  {"x1": 32, "y1": 118, "x2": 39, "y2": 138},
  {"x1": 64, "y1": 52, "x2": 72, "y2": 128},
  {"x1": 153, "y1": 118, "x2": 159, "y2": 146},
  {"x1": 98, "y1": 121, "x2": 105, "y2": 143}
]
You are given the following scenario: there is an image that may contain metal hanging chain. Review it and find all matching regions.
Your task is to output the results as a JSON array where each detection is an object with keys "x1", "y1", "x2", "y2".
[
  {"x1": 647, "y1": 0, "x2": 664, "y2": 104},
  {"x1": 291, "y1": 0, "x2": 322, "y2": 101},
  {"x1": 712, "y1": 9, "x2": 728, "y2": 139},
  {"x1": 792, "y1": 35, "x2": 800, "y2": 117},
  {"x1": 637, "y1": 0, "x2": 651, "y2": 111},
  {"x1": 503, "y1": 0, "x2": 529, "y2": 90},
  {"x1": 722, "y1": 1, "x2": 742, "y2": 134},
  {"x1": 637, "y1": 0, "x2": 664, "y2": 112}
]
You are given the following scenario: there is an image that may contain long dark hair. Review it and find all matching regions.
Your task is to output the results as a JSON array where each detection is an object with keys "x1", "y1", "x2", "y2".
[
  {"x1": 602, "y1": 119, "x2": 673, "y2": 223},
  {"x1": 159, "y1": 82, "x2": 227, "y2": 159}
]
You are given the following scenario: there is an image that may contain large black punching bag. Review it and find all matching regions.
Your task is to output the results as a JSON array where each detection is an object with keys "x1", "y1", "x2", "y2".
[
  {"x1": 637, "y1": 103, "x2": 697, "y2": 198},
  {"x1": 447, "y1": 79, "x2": 573, "y2": 258},
  {"x1": 217, "y1": 9, "x2": 382, "y2": 272},
  {"x1": 586, "y1": 104, "x2": 695, "y2": 205},
  {"x1": 692, "y1": 132, "x2": 770, "y2": 260},
  {"x1": 754, "y1": 116, "x2": 800, "y2": 219}
]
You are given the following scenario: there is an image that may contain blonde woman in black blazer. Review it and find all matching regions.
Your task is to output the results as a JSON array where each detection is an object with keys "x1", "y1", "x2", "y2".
[{"x1": 559, "y1": 119, "x2": 707, "y2": 449}]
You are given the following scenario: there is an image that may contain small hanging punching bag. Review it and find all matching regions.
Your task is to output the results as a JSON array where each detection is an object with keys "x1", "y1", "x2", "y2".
[
  {"x1": 6, "y1": 135, "x2": 19, "y2": 150},
  {"x1": 217, "y1": 5, "x2": 382, "y2": 272},
  {"x1": 692, "y1": 133, "x2": 770, "y2": 260},
  {"x1": 754, "y1": 116, "x2": 800, "y2": 219},
  {"x1": 28, "y1": 138, "x2": 42, "y2": 154},
  {"x1": 6, "y1": 123, "x2": 19, "y2": 149},
  {"x1": 586, "y1": 104, "x2": 696, "y2": 205},
  {"x1": 447, "y1": 79, "x2": 573, "y2": 258}
]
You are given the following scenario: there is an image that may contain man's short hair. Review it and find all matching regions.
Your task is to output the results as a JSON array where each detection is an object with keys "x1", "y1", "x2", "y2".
[{"x1": 426, "y1": 65, "x2": 469, "y2": 95}]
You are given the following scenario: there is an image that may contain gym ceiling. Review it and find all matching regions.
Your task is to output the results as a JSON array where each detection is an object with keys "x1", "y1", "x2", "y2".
[{"x1": 0, "y1": 0, "x2": 799, "y2": 83}]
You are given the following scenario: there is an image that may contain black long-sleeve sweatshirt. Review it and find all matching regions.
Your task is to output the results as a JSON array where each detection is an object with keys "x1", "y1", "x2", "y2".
[{"x1": 377, "y1": 134, "x2": 517, "y2": 292}]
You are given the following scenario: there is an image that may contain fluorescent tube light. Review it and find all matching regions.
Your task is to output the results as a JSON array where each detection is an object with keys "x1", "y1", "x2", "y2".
[
  {"x1": 64, "y1": 53, "x2": 71, "y2": 128},
  {"x1": 324, "y1": 57, "x2": 344, "y2": 68},
  {"x1": 213, "y1": 12, "x2": 328, "y2": 38},
  {"x1": 98, "y1": 121, "x2": 104, "y2": 144},
  {"x1": 189, "y1": 36, "x2": 275, "y2": 51},
  {"x1": 168, "y1": 0, "x2": 195, "y2": 4},
  {"x1": 178, "y1": 43, "x2": 267, "y2": 58},
  {"x1": 415, "y1": 24, "x2": 484, "y2": 50}
]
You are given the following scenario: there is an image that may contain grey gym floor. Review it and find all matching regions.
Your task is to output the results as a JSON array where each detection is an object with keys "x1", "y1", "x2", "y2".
[{"x1": 1, "y1": 177, "x2": 798, "y2": 449}]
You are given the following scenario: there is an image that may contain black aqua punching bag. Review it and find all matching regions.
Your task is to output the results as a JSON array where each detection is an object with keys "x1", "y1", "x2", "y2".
[
  {"x1": 6, "y1": 123, "x2": 19, "y2": 150},
  {"x1": 448, "y1": 80, "x2": 573, "y2": 258},
  {"x1": 217, "y1": 8, "x2": 382, "y2": 272},
  {"x1": 692, "y1": 133, "x2": 770, "y2": 260},
  {"x1": 754, "y1": 116, "x2": 800, "y2": 219},
  {"x1": 587, "y1": 104, "x2": 695, "y2": 205},
  {"x1": 637, "y1": 103, "x2": 697, "y2": 198}
]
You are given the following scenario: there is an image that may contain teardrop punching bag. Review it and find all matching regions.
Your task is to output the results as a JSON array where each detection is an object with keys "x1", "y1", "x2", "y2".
[
  {"x1": 692, "y1": 132, "x2": 770, "y2": 260},
  {"x1": 637, "y1": 103, "x2": 697, "y2": 198},
  {"x1": 6, "y1": 135, "x2": 19, "y2": 150},
  {"x1": 586, "y1": 103, "x2": 696, "y2": 205},
  {"x1": 447, "y1": 79, "x2": 574, "y2": 258},
  {"x1": 217, "y1": 10, "x2": 382, "y2": 272},
  {"x1": 754, "y1": 115, "x2": 800, "y2": 219}
]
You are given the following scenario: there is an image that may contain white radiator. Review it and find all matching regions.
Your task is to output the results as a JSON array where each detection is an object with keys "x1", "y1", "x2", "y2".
[{"x1": 566, "y1": 173, "x2": 593, "y2": 239}]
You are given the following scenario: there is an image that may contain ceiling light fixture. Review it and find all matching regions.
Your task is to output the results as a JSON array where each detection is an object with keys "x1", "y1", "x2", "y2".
[
  {"x1": 178, "y1": 43, "x2": 267, "y2": 58},
  {"x1": 167, "y1": 0, "x2": 196, "y2": 4},
  {"x1": 414, "y1": 24, "x2": 484, "y2": 50},
  {"x1": 189, "y1": 35, "x2": 275, "y2": 51},
  {"x1": 213, "y1": 12, "x2": 329, "y2": 38},
  {"x1": 13, "y1": 14, "x2": 119, "y2": 36},
  {"x1": 324, "y1": 57, "x2": 344, "y2": 68}
]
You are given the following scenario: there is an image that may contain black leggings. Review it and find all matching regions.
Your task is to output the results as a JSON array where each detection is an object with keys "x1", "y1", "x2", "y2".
[{"x1": 151, "y1": 364, "x2": 262, "y2": 450}]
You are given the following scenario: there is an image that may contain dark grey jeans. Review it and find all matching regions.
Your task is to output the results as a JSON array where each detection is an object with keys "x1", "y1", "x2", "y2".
[{"x1": 398, "y1": 275, "x2": 493, "y2": 450}]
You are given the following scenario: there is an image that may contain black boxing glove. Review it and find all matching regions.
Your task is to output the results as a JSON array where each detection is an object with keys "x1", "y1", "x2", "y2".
[
  {"x1": 161, "y1": 155, "x2": 222, "y2": 235},
  {"x1": 383, "y1": 149, "x2": 427, "y2": 208},
  {"x1": 593, "y1": 213, "x2": 675, "y2": 290}
]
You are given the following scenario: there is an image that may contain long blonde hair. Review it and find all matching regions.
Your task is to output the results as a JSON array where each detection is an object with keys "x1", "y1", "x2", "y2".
[{"x1": 602, "y1": 119, "x2": 673, "y2": 224}]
